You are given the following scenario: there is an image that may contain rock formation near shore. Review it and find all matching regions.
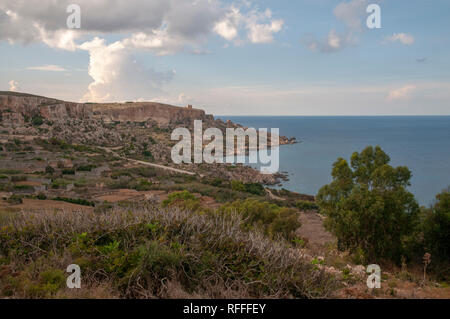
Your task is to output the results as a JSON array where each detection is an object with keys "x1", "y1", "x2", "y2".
[
  {"x1": 0, "y1": 91, "x2": 296, "y2": 146},
  {"x1": 92, "y1": 102, "x2": 214, "y2": 127}
]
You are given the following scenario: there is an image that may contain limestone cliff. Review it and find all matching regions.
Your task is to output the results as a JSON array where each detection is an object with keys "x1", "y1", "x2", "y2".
[
  {"x1": 0, "y1": 92, "x2": 212, "y2": 127},
  {"x1": 0, "y1": 92, "x2": 92, "y2": 125},
  {"x1": 92, "y1": 102, "x2": 214, "y2": 127}
]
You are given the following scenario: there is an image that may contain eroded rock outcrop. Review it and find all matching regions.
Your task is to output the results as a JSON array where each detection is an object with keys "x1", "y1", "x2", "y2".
[
  {"x1": 0, "y1": 92, "x2": 213, "y2": 127},
  {"x1": 0, "y1": 92, "x2": 92, "y2": 125},
  {"x1": 92, "y1": 102, "x2": 214, "y2": 127}
]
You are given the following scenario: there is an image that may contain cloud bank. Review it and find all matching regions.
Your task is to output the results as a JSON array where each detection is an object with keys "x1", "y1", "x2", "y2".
[{"x1": 0, "y1": 0, "x2": 284, "y2": 102}]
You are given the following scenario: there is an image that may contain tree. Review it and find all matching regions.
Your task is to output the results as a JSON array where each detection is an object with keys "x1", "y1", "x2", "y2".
[
  {"x1": 317, "y1": 146, "x2": 419, "y2": 262},
  {"x1": 422, "y1": 188, "x2": 450, "y2": 263}
]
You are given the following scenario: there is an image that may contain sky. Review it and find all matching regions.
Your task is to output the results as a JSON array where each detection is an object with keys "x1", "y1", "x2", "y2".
[{"x1": 1, "y1": 0, "x2": 449, "y2": 116}]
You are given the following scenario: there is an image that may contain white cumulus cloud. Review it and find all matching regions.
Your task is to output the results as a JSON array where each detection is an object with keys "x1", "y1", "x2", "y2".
[
  {"x1": 27, "y1": 65, "x2": 67, "y2": 72},
  {"x1": 387, "y1": 85, "x2": 416, "y2": 100},
  {"x1": 8, "y1": 80, "x2": 19, "y2": 92},
  {"x1": 79, "y1": 38, "x2": 175, "y2": 102},
  {"x1": 305, "y1": 0, "x2": 373, "y2": 53},
  {"x1": 307, "y1": 29, "x2": 345, "y2": 53},
  {"x1": 385, "y1": 33, "x2": 415, "y2": 45},
  {"x1": 213, "y1": 6, "x2": 284, "y2": 45}
]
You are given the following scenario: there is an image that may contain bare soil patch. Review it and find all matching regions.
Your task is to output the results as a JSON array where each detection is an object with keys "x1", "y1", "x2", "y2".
[{"x1": 297, "y1": 210, "x2": 335, "y2": 253}]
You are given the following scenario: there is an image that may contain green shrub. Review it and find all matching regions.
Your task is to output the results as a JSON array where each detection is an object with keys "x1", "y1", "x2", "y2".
[
  {"x1": 13, "y1": 184, "x2": 34, "y2": 191},
  {"x1": 219, "y1": 199, "x2": 300, "y2": 240},
  {"x1": 142, "y1": 150, "x2": 154, "y2": 160},
  {"x1": 137, "y1": 241, "x2": 184, "y2": 279},
  {"x1": 51, "y1": 178, "x2": 70, "y2": 189},
  {"x1": 243, "y1": 183, "x2": 265, "y2": 196},
  {"x1": 76, "y1": 164, "x2": 97, "y2": 172},
  {"x1": 27, "y1": 269, "x2": 66, "y2": 297},
  {"x1": 62, "y1": 169, "x2": 76, "y2": 175},
  {"x1": 31, "y1": 116, "x2": 44, "y2": 126},
  {"x1": 0, "y1": 206, "x2": 335, "y2": 299},
  {"x1": 231, "y1": 180, "x2": 265, "y2": 195},
  {"x1": 422, "y1": 188, "x2": 450, "y2": 264},
  {"x1": 128, "y1": 167, "x2": 157, "y2": 178},
  {"x1": 134, "y1": 179, "x2": 152, "y2": 191},
  {"x1": 53, "y1": 197, "x2": 95, "y2": 207},
  {"x1": 45, "y1": 165, "x2": 55, "y2": 175},
  {"x1": 0, "y1": 169, "x2": 21, "y2": 175},
  {"x1": 231, "y1": 180, "x2": 246, "y2": 192},
  {"x1": 210, "y1": 178, "x2": 223, "y2": 187},
  {"x1": 296, "y1": 200, "x2": 319, "y2": 211},
  {"x1": 163, "y1": 190, "x2": 201, "y2": 211},
  {"x1": 7, "y1": 194, "x2": 23, "y2": 204},
  {"x1": 37, "y1": 193, "x2": 47, "y2": 200}
]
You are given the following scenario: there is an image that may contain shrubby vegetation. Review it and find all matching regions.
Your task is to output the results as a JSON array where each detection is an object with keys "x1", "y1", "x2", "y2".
[
  {"x1": 75, "y1": 164, "x2": 97, "y2": 172},
  {"x1": 219, "y1": 199, "x2": 300, "y2": 241},
  {"x1": 31, "y1": 115, "x2": 44, "y2": 126},
  {"x1": 296, "y1": 200, "x2": 319, "y2": 211},
  {"x1": 0, "y1": 206, "x2": 335, "y2": 299},
  {"x1": 162, "y1": 190, "x2": 202, "y2": 212},
  {"x1": 422, "y1": 189, "x2": 450, "y2": 261},
  {"x1": 419, "y1": 189, "x2": 450, "y2": 280},
  {"x1": 53, "y1": 197, "x2": 95, "y2": 207},
  {"x1": 231, "y1": 180, "x2": 265, "y2": 196},
  {"x1": 35, "y1": 138, "x2": 101, "y2": 154}
]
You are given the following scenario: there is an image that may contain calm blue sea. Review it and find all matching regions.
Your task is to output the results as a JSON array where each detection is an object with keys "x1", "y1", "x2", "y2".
[{"x1": 220, "y1": 116, "x2": 450, "y2": 206}]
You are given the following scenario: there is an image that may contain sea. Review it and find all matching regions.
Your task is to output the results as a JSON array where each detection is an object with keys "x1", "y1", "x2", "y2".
[{"x1": 219, "y1": 116, "x2": 450, "y2": 206}]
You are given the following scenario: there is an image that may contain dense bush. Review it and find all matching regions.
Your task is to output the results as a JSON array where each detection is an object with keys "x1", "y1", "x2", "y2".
[
  {"x1": 422, "y1": 188, "x2": 450, "y2": 264},
  {"x1": 317, "y1": 146, "x2": 419, "y2": 263},
  {"x1": 53, "y1": 197, "x2": 95, "y2": 207},
  {"x1": 134, "y1": 179, "x2": 152, "y2": 191},
  {"x1": 231, "y1": 180, "x2": 265, "y2": 196},
  {"x1": 6, "y1": 194, "x2": 23, "y2": 204},
  {"x1": 13, "y1": 185, "x2": 34, "y2": 191},
  {"x1": 142, "y1": 150, "x2": 154, "y2": 161},
  {"x1": 45, "y1": 165, "x2": 55, "y2": 175},
  {"x1": 296, "y1": 200, "x2": 319, "y2": 211},
  {"x1": 62, "y1": 169, "x2": 76, "y2": 175},
  {"x1": 31, "y1": 116, "x2": 44, "y2": 126},
  {"x1": 76, "y1": 164, "x2": 97, "y2": 172},
  {"x1": 51, "y1": 178, "x2": 70, "y2": 189},
  {"x1": 162, "y1": 190, "x2": 201, "y2": 212},
  {"x1": 37, "y1": 193, "x2": 47, "y2": 200},
  {"x1": 219, "y1": 199, "x2": 300, "y2": 240},
  {"x1": 0, "y1": 169, "x2": 22, "y2": 175},
  {"x1": 36, "y1": 138, "x2": 99, "y2": 154},
  {"x1": 10, "y1": 175, "x2": 27, "y2": 182}
]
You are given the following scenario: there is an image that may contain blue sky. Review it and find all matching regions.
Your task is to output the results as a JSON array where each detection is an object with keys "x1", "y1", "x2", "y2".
[{"x1": 1, "y1": 0, "x2": 449, "y2": 115}]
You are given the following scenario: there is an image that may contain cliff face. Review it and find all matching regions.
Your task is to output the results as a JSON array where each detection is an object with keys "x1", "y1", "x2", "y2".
[
  {"x1": 0, "y1": 93, "x2": 92, "y2": 125},
  {"x1": 0, "y1": 92, "x2": 213, "y2": 127},
  {"x1": 92, "y1": 102, "x2": 214, "y2": 126}
]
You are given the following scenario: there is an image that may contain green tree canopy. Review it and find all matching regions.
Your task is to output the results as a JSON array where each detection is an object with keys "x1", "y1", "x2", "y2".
[
  {"x1": 317, "y1": 146, "x2": 419, "y2": 262},
  {"x1": 422, "y1": 188, "x2": 450, "y2": 263}
]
